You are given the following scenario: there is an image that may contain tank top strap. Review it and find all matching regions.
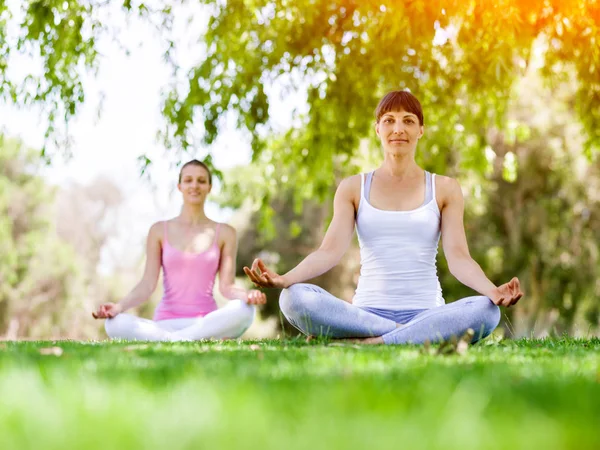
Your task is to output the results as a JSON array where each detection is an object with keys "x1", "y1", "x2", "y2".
[
  {"x1": 424, "y1": 171, "x2": 432, "y2": 205},
  {"x1": 431, "y1": 173, "x2": 437, "y2": 202},
  {"x1": 364, "y1": 171, "x2": 374, "y2": 202},
  {"x1": 359, "y1": 173, "x2": 365, "y2": 200}
]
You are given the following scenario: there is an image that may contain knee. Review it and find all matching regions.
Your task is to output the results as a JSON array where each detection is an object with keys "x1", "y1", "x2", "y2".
[
  {"x1": 472, "y1": 296, "x2": 501, "y2": 338},
  {"x1": 481, "y1": 297, "x2": 501, "y2": 329},
  {"x1": 279, "y1": 284, "x2": 317, "y2": 319},
  {"x1": 104, "y1": 314, "x2": 129, "y2": 338},
  {"x1": 228, "y1": 299, "x2": 255, "y2": 326}
]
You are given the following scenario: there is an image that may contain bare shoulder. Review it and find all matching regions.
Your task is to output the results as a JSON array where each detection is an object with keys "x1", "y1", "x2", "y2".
[
  {"x1": 148, "y1": 221, "x2": 165, "y2": 240},
  {"x1": 433, "y1": 175, "x2": 464, "y2": 211},
  {"x1": 337, "y1": 174, "x2": 362, "y2": 207},
  {"x1": 434, "y1": 174, "x2": 461, "y2": 190},
  {"x1": 217, "y1": 222, "x2": 237, "y2": 244},
  {"x1": 219, "y1": 222, "x2": 237, "y2": 236},
  {"x1": 338, "y1": 174, "x2": 362, "y2": 191},
  {"x1": 435, "y1": 175, "x2": 462, "y2": 197}
]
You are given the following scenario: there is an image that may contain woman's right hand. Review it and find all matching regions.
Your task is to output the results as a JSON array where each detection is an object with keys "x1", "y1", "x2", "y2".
[
  {"x1": 243, "y1": 258, "x2": 288, "y2": 289},
  {"x1": 92, "y1": 303, "x2": 123, "y2": 319},
  {"x1": 489, "y1": 277, "x2": 524, "y2": 307}
]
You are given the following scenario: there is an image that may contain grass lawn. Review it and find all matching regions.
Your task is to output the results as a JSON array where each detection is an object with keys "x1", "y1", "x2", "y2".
[{"x1": 0, "y1": 338, "x2": 598, "y2": 450}]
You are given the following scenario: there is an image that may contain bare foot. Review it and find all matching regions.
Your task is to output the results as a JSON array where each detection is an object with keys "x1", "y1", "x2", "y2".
[
  {"x1": 359, "y1": 336, "x2": 385, "y2": 345},
  {"x1": 333, "y1": 336, "x2": 385, "y2": 345},
  {"x1": 331, "y1": 325, "x2": 404, "y2": 346}
]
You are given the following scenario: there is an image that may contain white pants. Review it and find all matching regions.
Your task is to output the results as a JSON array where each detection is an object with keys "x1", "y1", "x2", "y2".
[{"x1": 105, "y1": 300, "x2": 255, "y2": 341}]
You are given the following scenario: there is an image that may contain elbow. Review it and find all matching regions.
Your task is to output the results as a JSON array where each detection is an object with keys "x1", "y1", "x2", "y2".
[
  {"x1": 447, "y1": 257, "x2": 459, "y2": 276},
  {"x1": 448, "y1": 264, "x2": 460, "y2": 278},
  {"x1": 446, "y1": 253, "x2": 473, "y2": 277},
  {"x1": 139, "y1": 280, "x2": 157, "y2": 298},
  {"x1": 329, "y1": 253, "x2": 343, "y2": 267},
  {"x1": 218, "y1": 282, "x2": 233, "y2": 297},
  {"x1": 218, "y1": 284, "x2": 228, "y2": 297},
  {"x1": 317, "y1": 246, "x2": 345, "y2": 267}
]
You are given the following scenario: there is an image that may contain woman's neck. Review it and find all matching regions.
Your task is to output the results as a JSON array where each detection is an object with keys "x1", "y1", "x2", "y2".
[
  {"x1": 379, "y1": 152, "x2": 421, "y2": 179},
  {"x1": 178, "y1": 204, "x2": 209, "y2": 225}
]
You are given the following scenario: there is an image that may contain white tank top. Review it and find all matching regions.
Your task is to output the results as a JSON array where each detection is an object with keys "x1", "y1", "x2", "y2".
[{"x1": 352, "y1": 171, "x2": 445, "y2": 310}]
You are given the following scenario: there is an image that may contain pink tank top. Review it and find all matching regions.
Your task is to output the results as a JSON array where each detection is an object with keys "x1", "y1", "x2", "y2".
[{"x1": 153, "y1": 222, "x2": 221, "y2": 321}]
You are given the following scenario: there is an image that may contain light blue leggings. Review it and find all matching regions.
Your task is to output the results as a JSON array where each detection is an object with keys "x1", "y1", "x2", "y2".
[{"x1": 279, "y1": 284, "x2": 501, "y2": 344}]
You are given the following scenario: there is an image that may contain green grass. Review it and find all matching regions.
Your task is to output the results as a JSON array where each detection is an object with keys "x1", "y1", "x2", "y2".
[{"x1": 0, "y1": 338, "x2": 598, "y2": 450}]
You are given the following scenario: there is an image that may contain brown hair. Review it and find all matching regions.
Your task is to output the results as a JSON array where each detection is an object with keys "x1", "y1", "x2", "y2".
[
  {"x1": 375, "y1": 91, "x2": 424, "y2": 125},
  {"x1": 178, "y1": 159, "x2": 212, "y2": 184}
]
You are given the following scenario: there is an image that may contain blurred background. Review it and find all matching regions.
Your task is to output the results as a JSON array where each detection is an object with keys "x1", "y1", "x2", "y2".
[{"x1": 0, "y1": 0, "x2": 598, "y2": 340}]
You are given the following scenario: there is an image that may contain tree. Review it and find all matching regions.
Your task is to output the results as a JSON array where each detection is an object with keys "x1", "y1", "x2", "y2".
[
  {"x1": 2, "y1": 1, "x2": 599, "y2": 176},
  {"x1": 458, "y1": 71, "x2": 600, "y2": 337},
  {"x1": 0, "y1": 135, "x2": 82, "y2": 337},
  {"x1": 0, "y1": 135, "x2": 133, "y2": 339},
  {"x1": 0, "y1": 0, "x2": 173, "y2": 158},
  {"x1": 163, "y1": 0, "x2": 600, "y2": 190}
]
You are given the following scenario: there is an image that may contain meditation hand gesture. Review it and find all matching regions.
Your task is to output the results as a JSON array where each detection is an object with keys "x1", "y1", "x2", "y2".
[
  {"x1": 246, "y1": 289, "x2": 267, "y2": 305},
  {"x1": 92, "y1": 303, "x2": 123, "y2": 319},
  {"x1": 244, "y1": 259, "x2": 288, "y2": 289},
  {"x1": 490, "y1": 277, "x2": 524, "y2": 307}
]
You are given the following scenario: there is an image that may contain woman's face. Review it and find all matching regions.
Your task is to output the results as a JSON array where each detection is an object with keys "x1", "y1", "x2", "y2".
[
  {"x1": 375, "y1": 109, "x2": 424, "y2": 156},
  {"x1": 178, "y1": 165, "x2": 211, "y2": 204}
]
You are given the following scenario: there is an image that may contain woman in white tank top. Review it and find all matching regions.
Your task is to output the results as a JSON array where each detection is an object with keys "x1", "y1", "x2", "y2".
[{"x1": 245, "y1": 91, "x2": 524, "y2": 345}]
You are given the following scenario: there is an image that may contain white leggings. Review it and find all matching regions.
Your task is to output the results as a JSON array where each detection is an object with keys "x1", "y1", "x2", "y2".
[{"x1": 104, "y1": 300, "x2": 255, "y2": 341}]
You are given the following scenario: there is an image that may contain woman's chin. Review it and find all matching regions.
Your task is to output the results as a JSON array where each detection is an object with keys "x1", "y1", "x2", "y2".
[{"x1": 384, "y1": 147, "x2": 413, "y2": 156}]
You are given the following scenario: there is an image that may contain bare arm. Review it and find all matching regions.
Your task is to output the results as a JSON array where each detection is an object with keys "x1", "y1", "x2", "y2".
[
  {"x1": 440, "y1": 177, "x2": 523, "y2": 306},
  {"x1": 117, "y1": 222, "x2": 164, "y2": 311},
  {"x1": 282, "y1": 176, "x2": 357, "y2": 286},
  {"x1": 218, "y1": 225, "x2": 266, "y2": 304},
  {"x1": 92, "y1": 222, "x2": 162, "y2": 318},
  {"x1": 245, "y1": 176, "x2": 358, "y2": 288}
]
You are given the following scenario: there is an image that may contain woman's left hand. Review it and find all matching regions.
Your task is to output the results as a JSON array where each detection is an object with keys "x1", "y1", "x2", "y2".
[
  {"x1": 246, "y1": 289, "x2": 267, "y2": 305},
  {"x1": 490, "y1": 277, "x2": 524, "y2": 307}
]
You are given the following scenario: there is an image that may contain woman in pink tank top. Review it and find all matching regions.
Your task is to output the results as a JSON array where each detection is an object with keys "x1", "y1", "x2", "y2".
[{"x1": 92, "y1": 160, "x2": 266, "y2": 341}]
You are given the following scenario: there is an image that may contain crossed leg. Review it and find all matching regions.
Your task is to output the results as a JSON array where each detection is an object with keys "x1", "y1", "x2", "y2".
[
  {"x1": 104, "y1": 300, "x2": 255, "y2": 341},
  {"x1": 279, "y1": 283, "x2": 398, "y2": 338},
  {"x1": 279, "y1": 284, "x2": 500, "y2": 344}
]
